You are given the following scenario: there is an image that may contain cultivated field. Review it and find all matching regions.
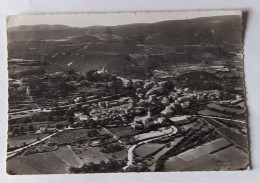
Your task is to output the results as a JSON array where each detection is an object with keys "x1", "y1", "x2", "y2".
[
  {"x1": 73, "y1": 145, "x2": 109, "y2": 164},
  {"x1": 48, "y1": 129, "x2": 90, "y2": 145},
  {"x1": 135, "y1": 143, "x2": 165, "y2": 157},
  {"x1": 8, "y1": 134, "x2": 47, "y2": 147},
  {"x1": 7, "y1": 152, "x2": 69, "y2": 174},
  {"x1": 163, "y1": 138, "x2": 248, "y2": 171},
  {"x1": 54, "y1": 146, "x2": 83, "y2": 167}
]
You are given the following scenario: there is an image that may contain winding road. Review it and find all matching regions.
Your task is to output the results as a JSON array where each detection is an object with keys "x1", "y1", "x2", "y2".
[{"x1": 123, "y1": 125, "x2": 178, "y2": 170}]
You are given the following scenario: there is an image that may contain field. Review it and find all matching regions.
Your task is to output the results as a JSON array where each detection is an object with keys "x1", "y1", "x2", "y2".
[
  {"x1": 135, "y1": 143, "x2": 165, "y2": 157},
  {"x1": 163, "y1": 138, "x2": 249, "y2": 171},
  {"x1": 54, "y1": 146, "x2": 83, "y2": 167},
  {"x1": 48, "y1": 129, "x2": 90, "y2": 144},
  {"x1": 212, "y1": 146, "x2": 249, "y2": 170},
  {"x1": 148, "y1": 136, "x2": 184, "y2": 171},
  {"x1": 72, "y1": 145, "x2": 109, "y2": 164},
  {"x1": 108, "y1": 126, "x2": 139, "y2": 138},
  {"x1": 202, "y1": 117, "x2": 248, "y2": 150},
  {"x1": 198, "y1": 109, "x2": 231, "y2": 118},
  {"x1": 8, "y1": 134, "x2": 47, "y2": 147},
  {"x1": 7, "y1": 152, "x2": 69, "y2": 174}
]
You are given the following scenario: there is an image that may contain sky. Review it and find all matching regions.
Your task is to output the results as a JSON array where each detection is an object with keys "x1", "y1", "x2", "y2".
[{"x1": 6, "y1": 10, "x2": 241, "y2": 28}]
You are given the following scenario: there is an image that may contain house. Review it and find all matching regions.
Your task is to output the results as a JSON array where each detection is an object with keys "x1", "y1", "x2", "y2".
[
  {"x1": 149, "y1": 94, "x2": 157, "y2": 102},
  {"x1": 74, "y1": 97, "x2": 83, "y2": 103},
  {"x1": 98, "y1": 101, "x2": 107, "y2": 108},
  {"x1": 170, "y1": 116, "x2": 190, "y2": 124},
  {"x1": 107, "y1": 101, "x2": 120, "y2": 107},
  {"x1": 161, "y1": 106, "x2": 174, "y2": 117},
  {"x1": 39, "y1": 127, "x2": 47, "y2": 134},
  {"x1": 161, "y1": 97, "x2": 170, "y2": 105},
  {"x1": 131, "y1": 121, "x2": 144, "y2": 130},
  {"x1": 155, "y1": 117, "x2": 166, "y2": 125},
  {"x1": 220, "y1": 100, "x2": 230, "y2": 105},
  {"x1": 46, "y1": 128, "x2": 57, "y2": 133},
  {"x1": 75, "y1": 112, "x2": 90, "y2": 121},
  {"x1": 181, "y1": 101, "x2": 190, "y2": 109},
  {"x1": 132, "y1": 114, "x2": 154, "y2": 130}
]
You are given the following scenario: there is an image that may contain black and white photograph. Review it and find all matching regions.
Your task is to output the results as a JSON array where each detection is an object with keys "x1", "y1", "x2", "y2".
[{"x1": 6, "y1": 11, "x2": 249, "y2": 174}]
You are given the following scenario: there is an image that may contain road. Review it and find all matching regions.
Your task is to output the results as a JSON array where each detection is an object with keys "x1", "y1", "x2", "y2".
[
  {"x1": 123, "y1": 125, "x2": 178, "y2": 170},
  {"x1": 6, "y1": 130, "x2": 62, "y2": 158}
]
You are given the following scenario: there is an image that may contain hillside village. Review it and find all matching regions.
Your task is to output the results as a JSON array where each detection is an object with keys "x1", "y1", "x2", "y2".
[{"x1": 7, "y1": 65, "x2": 248, "y2": 174}]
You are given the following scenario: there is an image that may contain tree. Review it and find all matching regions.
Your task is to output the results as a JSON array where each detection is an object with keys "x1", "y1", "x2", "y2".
[
  {"x1": 46, "y1": 114, "x2": 53, "y2": 121},
  {"x1": 28, "y1": 125, "x2": 34, "y2": 131},
  {"x1": 13, "y1": 128, "x2": 19, "y2": 135},
  {"x1": 56, "y1": 124, "x2": 64, "y2": 129},
  {"x1": 68, "y1": 116, "x2": 74, "y2": 123}
]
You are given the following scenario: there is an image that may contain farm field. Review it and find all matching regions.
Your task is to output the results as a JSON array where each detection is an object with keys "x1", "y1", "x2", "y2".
[
  {"x1": 7, "y1": 152, "x2": 69, "y2": 174},
  {"x1": 48, "y1": 129, "x2": 90, "y2": 145},
  {"x1": 198, "y1": 109, "x2": 231, "y2": 118},
  {"x1": 202, "y1": 117, "x2": 248, "y2": 150},
  {"x1": 54, "y1": 146, "x2": 83, "y2": 167},
  {"x1": 72, "y1": 145, "x2": 109, "y2": 164},
  {"x1": 163, "y1": 138, "x2": 248, "y2": 171},
  {"x1": 135, "y1": 143, "x2": 165, "y2": 157},
  {"x1": 180, "y1": 123, "x2": 197, "y2": 131},
  {"x1": 108, "y1": 126, "x2": 140, "y2": 138},
  {"x1": 212, "y1": 146, "x2": 249, "y2": 170},
  {"x1": 149, "y1": 136, "x2": 184, "y2": 171},
  {"x1": 8, "y1": 134, "x2": 47, "y2": 147},
  {"x1": 107, "y1": 149, "x2": 127, "y2": 160}
]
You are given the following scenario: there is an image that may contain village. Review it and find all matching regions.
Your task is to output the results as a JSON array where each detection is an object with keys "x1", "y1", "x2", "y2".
[{"x1": 7, "y1": 65, "x2": 248, "y2": 174}]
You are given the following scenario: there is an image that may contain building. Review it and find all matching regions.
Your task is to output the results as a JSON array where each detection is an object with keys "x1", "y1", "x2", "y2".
[
  {"x1": 180, "y1": 101, "x2": 190, "y2": 109},
  {"x1": 161, "y1": 105, "x2": 174, "y2": 117},
  {"x1": 98, "y1": 101, "x2": 107, "y2": 108},
  {"x1": 74, "y1": 97, "x2": 83, "y2": 103},
  {"x1": 149, "y1": 94, "x2": 157, "y2": 102},
  {"x1": 170, "y1": 116, "x2": 190, "y2": 124},
  {"x1": 155, "y1": 117, "x2": 166, "y2": 125}
]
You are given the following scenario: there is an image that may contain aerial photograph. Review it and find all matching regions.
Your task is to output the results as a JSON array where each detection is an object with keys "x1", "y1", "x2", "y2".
[{"x1": 6, "y1": 11, "x2": 249, "y2": 174}]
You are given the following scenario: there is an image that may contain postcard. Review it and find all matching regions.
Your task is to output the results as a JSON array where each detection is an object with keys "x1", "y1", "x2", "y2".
[{"x1": 6, "y1": 10, "x2": 249, "y2": 174}]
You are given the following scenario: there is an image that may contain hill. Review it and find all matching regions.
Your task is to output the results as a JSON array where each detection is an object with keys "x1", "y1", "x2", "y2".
[{"x1": 7, "y1": 15, "x2": 242, "y2": 79}]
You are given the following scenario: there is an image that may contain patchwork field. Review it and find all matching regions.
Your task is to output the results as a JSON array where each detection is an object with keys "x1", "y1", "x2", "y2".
[
  {"x1": 7, "y1": 152, "x2": 69, "y2": 174},
  {"x1": 108, "y1": 126, "x2": 139, "y2": 138},
  {"x1": 202, "y1": 117, "x2": 248, "y2": 150},
  {"x1": 135, "y1": 143, "x2": 165, "y2": 157},
  {"x1": 54, "y1": 146, "x2": 83, "y2": 167},
  {"x1": 48, "y1": 129, "x2": 90, "y2": 144},
  {"x1": 73, "y1": 146, "x2": 109, "y2": 164},
  {"x1": 163, "y1": 138, "x2": 248, "y2": 171},
  {"x1": 8, "y1": 134, "x2": 47, "y2": 147}
]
